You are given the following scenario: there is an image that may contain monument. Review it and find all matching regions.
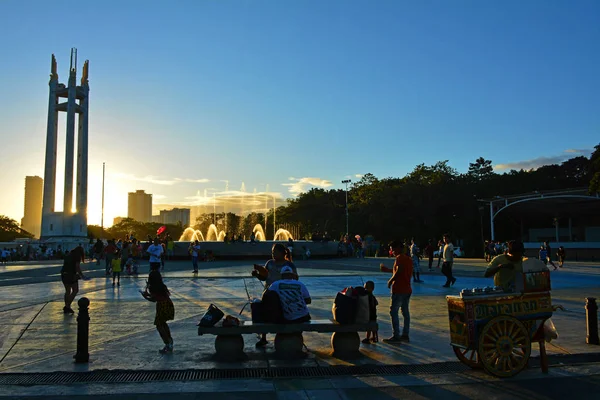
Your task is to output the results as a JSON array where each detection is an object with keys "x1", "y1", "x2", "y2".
[{"x1": 40, "y1": 48, "x2": 89, "y2": 246}]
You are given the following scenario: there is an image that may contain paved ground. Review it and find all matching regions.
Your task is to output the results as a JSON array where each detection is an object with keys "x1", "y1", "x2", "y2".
[{"x1": 1, "y1": 256, "x2": 599, "y2": 398}]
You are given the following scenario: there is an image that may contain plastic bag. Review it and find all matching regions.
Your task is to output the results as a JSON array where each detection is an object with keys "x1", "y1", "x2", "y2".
[
  {"x1": 354, "y1": 295, "x2": 370, "y2": 324},
  {"x1": 543, "y1": 318, "x2": 558, "y2": 342},
  {"x1": 222, "y1": 315, "x2": 240, "y2": 327}
]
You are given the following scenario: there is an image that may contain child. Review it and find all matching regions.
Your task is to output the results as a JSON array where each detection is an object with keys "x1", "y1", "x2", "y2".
[
  {"x1": 362, "y1": 280, "x2": 379, "y2": 344},
  {"x1": 140, "y1": 264, "x2": 175, "y2": 354},
  {"x1": 111, "y1": 251, "x2": 122, "y2": 287},
  {"x1": 539, "y1": 246, "x2": 548, "y2": 266},
  {"x1": 126, "y1": 257, "x2": 138, "y2": 275},
  {"x1": 557, "y1": 246, "x2": 566, "y2": 268}
]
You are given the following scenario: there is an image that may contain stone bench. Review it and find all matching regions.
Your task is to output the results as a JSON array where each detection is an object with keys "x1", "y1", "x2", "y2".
[{"x1": 198, "y1": 319, "x2": 378, "y2": 360}]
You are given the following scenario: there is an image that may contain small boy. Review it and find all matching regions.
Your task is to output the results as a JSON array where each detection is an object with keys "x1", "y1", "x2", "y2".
[
  {"x1": 539, "y1": 246, "x2": 548, "y2": 265},
  {"x1": 362, "y1": 280, "x2": 379, "y2": 343},
  {"x1": 126, "y1": 257, "x2": 138, "y2": 275},
  {"x1": 111, "y1": 251, "x2": 122, "y2": 287}
]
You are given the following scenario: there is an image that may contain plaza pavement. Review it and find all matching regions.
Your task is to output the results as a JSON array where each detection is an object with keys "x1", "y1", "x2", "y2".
[{"x1": 1, "y1": 257, "x2": 599, "y2": 398}]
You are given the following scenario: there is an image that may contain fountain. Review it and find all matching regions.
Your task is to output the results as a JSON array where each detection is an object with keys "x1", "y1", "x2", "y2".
[
  {"x1": 179, "y1": 227, "x2": 205, "y2": 242},
  {"x1": 206, "y1": 224, "x2": 225, "y2": 241},
  {"x1": 253, "y1": 224, "x2": 266, "y2": 241},
  {"x1": 274, "y1": 228, "x2": 293, "y2": 241}
]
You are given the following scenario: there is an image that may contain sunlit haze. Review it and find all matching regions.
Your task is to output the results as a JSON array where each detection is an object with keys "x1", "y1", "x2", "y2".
[{"x1": 0, "y1": 0, "x2": 599, "y2": 226}]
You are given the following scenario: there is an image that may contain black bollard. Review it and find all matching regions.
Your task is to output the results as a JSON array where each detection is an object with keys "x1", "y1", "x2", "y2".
[
  {"x1": 585, "y1": 297, "x2": 599, "y2": 345},
  {"x1": 74, "y1": 297, "x2": 90, "y2": 363}
]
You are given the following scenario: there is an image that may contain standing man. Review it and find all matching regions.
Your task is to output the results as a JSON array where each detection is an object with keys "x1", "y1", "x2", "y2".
[
  {"x1": 93, "y1": 239, "x2": 104, "y2": 267},
  {"x1": 380, "y1": 240, "x2": 413, "y2": 343},
  {"x1": 410, "y1": 238, "x2": 423, "y2": 283},
  {"x1": 425, "y1": 239, "x2": 435, "y2": 272},
  {"x1": 544, "y1": 241, "x2": 558, "y2": 270},
  {"x1": 146, "y1": 238, "x2": 164, "y2": 272},
  {"x1": 436, "y1": 239, "x2": 444, "y2": 268},
  {"x1": 189, "y1": 240, "x2": 201, "y2": 274},
  {"x1": 442, "y1": 234, "x2": 457, "y2": 287}
]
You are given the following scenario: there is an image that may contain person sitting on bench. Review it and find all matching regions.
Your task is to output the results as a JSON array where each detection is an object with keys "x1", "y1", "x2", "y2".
[{"x1": 267, "y1": 266, "x2": 311, "y2": 323}]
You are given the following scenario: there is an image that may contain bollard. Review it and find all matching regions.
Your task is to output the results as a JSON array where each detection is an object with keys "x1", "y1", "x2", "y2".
[
  {"x1": 585, "y1": 297, "x2": 599, "y2": 345},
  {"x1": 74, "y1": 297, "x2": 90, "y2": 363}
]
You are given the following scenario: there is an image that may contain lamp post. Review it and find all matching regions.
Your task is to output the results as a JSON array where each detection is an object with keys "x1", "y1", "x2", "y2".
[
  {"x1": 342, "y1": 180, "x2": 351, "y2": 238},
  {"x1": 101, "y1": 162, "x2": 105, "y2": 236}
]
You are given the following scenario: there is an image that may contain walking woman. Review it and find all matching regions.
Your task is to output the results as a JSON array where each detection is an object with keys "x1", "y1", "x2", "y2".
[
  {"x1": 141, "y1": 264, "x2": 175, "y2": 353},
  {"x1": 61, "y1": 246, "x2": 87, "y2": 314}
]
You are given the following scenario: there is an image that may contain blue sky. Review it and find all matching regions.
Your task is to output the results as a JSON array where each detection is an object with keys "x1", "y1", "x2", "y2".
[{"x1": 0, "y1": 0, "x2": 599, "y2": 226}]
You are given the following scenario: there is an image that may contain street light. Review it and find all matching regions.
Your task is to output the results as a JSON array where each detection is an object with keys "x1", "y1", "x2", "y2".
[{"x1": 342, "y1": 179, "x2": 351, "y2": 238}]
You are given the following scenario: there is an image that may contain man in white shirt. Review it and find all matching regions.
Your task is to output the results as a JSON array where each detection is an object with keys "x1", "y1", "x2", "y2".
[
  {"x1": 442, "y1": 234, "x2": 456, "y2": 287},
  {"x1": 146, "y1": 238, "x2": 164, "y2": 272},
  {"x1": 268, "y1": 266, "x2": 311, "y2": 323}
]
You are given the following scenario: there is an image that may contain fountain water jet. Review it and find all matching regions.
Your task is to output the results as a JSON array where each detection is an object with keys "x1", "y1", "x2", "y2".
[
  {"x1": 253, "y1": 224, "x2": 265, "y2": 241},
  {"x1": 274, "y1": 228, "x2": 293, "y2": 241},
  {"x1": 206, "y1": 224, "x2": 219, "y2": 241},
  {"x1": 179, "y1": 228, "x2": 205, "y2": 242}
]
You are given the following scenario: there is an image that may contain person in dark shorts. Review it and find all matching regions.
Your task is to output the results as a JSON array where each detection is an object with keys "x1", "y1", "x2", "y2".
[
  {"x1": 141, "y1": 264, "x2": 175, "y2": 354},
  {"x1": 60, "y1": 247, "x2": 87, "y2": 314},
  {"x1": 557, "y1": 246, "x2": 566, "y2": 268},
  {"x1": 362, "y1": 280, "x2": 379, "y2": 344}
]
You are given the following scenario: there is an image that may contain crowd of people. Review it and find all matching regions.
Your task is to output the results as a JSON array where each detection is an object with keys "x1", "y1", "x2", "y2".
[
  {"x1": 49, "y1": 228, "x2": 563, "y2": 355},
  {"x1": 0, "y1": 243, "x2": 67, "y2": 261}
]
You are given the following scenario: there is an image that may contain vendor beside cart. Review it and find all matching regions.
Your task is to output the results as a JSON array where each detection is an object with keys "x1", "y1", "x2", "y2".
[{"x1": 484, "y1": 240, "x2": 524, "y2": 292}]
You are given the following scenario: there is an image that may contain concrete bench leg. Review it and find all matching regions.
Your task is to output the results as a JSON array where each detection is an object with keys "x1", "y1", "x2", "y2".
[
  {"x1": 274, "y1": 333, "x2": 304, "y2": 357},
  {"x1": 331, "y1": 332, "x2": 360, "y2": 357},
  {"x1": 215, "y1": 334, "x2": 245, "y2": 360}
]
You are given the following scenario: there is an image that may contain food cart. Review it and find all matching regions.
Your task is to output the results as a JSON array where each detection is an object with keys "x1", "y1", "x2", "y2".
[{"x1": 446, "y1": 261, "x2": 553, "y2": 377}]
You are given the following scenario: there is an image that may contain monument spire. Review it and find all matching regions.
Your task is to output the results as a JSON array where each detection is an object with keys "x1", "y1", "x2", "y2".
[{"x1": 41, "y1": 49, "x2": 90, "y2": 244}]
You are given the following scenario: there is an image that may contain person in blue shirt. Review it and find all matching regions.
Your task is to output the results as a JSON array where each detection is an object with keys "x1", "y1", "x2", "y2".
[{"x1": 539, "y1": 246, "x2": 548, "y2": 265}]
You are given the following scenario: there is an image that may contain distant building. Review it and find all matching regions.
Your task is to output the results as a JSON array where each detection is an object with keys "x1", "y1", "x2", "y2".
[
  {"x1": 152, "y1": 215, "x2": 161, "y2": 223},
  {"x1": 21, "y1": 176, "x2": 43, "y2": 238},
  {"x1": 127, "y1": 190, "x2": 152, "y2": 223},
  {"x1": 113, "y1": 216, "x2": 124, "y2": 225},
  {"x1": 190, "y1": 205, "x2": 225, "y2": 224},
  {"x1": 158, "y1": 208, "x2": 191, "y2": 226}
]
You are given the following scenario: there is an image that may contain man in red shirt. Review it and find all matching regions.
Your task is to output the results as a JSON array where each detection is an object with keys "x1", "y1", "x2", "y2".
[{"x1": 380, "y1": 240, "x2": 413, "y2": 343}]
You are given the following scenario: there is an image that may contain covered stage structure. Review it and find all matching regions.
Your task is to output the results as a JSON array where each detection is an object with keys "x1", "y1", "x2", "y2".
[{"x1": 479, "y1": 188, "x2": 600, "y2": 259}]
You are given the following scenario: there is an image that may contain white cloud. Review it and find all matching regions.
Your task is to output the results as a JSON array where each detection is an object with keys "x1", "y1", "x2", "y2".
[
  {"x1": 355, "y1": 174, "x2": 364, "y2": 179},
  {"x1": 115, "y1": 173, "x2": 179, "y2": 185},
  {"x1": 153, "y1": 194, "x2": 167, "y2": 200},
  {"x1": 115, "y1": 173, "x2": 210, "y2": 185},
  {"x1": 282, "y1": 177, "x2": 333, "y2": 195},
  {"x1": 183, "y1": 178, "x2": 210, "y2": 183},
  {"x1": 494, "y1": 148, "x2": 593, "y2": 171}
]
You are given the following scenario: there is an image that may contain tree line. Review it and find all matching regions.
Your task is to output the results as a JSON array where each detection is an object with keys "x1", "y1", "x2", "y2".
[{"x1": 4, "y1": 144, "x2": 598, "y2": 253}]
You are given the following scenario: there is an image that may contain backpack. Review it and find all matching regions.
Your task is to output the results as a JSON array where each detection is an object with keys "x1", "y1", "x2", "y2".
[{"x1": 251, "y1": 290, "x2": 285, "y2": 323}]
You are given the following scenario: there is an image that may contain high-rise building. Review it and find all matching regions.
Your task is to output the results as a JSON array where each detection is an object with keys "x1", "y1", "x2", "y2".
[
  {"x1": 158, "y1": 208, "x2": 191, "y2": 226},
  {"x1": 128, "y1": 190, "x2": 152, "y2": 222},
  {"x1": 21, "y1": 176, "x2": 43, "y2": 238}
]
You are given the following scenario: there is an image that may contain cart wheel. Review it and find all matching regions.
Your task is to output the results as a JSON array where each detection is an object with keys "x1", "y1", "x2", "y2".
[
  {"x1": 478, "y1": 316, "x2": 531, "y2": 378},
  {"x1": 452, "y1": 346, "x2": 482, "y2": 369}
]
